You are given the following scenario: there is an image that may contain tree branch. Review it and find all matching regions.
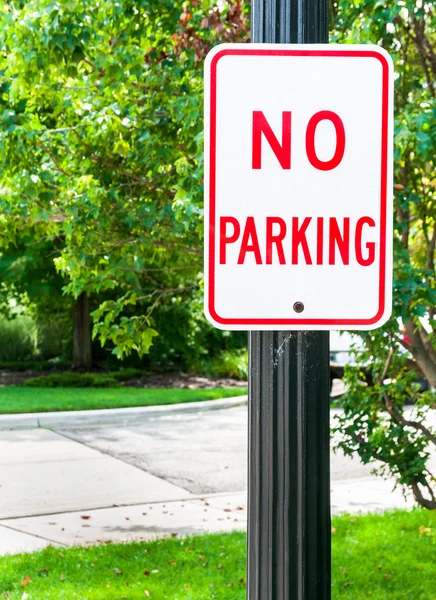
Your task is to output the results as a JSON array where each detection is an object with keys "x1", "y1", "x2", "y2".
[
  {"x1": 151, "y1": 241, "x2": 202, "y2": 257},
  {"x1": 427, "y1": 221, "x2": 436, "y2": 323},
  {"x1": 410, "y1": 16, "x2": 436, "y2": 97},
  {"x1": 382, "y1": 392, "x2": 436, "y2": 447},
  {"x1": 410, "y1": 480, "x2": 436, "y2": 510},
  {"x1": 378, "y1": 347, "x2": 395, "y2": 385},
  {"x1": 349, "y1": 423, "x2": 436, "y2": 509},
  {"x1": 405, "y1": 319, "x2": 436, "y2": 388},
  {"x1": 36, "y1": 141, "x2": 71, "y2": 177}
]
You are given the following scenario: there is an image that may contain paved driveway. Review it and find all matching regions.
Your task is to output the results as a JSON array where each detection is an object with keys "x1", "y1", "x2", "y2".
[{"x1": 59, "y1": 406, "x2": 374, "y2": 494}]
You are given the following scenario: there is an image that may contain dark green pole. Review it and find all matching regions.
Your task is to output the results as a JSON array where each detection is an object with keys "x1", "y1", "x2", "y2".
[{"x1": 247, "y1": 1, "x2": 331, "y2": 599}]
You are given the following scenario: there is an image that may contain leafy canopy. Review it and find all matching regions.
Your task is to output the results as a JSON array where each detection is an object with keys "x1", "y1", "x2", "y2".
[{"x1": 0, "y1": 0, "x2": 248, "y2": 358}]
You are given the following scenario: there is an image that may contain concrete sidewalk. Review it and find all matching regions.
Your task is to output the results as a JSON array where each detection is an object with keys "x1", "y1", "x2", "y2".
[
  {"x1": 0, "y1": 429, "x2": 190, "y2": 520},
  {"x1": 0, "y1": 478, "x2": 415, "y2": 556},
  {"x1": 0, "y1": 422, "x2": 417, "y2": 556}
]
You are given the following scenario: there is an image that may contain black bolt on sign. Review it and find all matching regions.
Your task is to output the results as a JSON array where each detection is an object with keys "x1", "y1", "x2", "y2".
[{"x1": 203, "y1": 0, "x2": 393, "y2": 598}]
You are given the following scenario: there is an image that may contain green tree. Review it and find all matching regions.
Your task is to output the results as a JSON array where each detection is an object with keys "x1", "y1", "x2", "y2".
[
  {"x1": 0, "y1": 0, "x2": 248, "y2": 360},
  {"x1": 332, "y1": 1, "x2": 436, "y2": 509}
]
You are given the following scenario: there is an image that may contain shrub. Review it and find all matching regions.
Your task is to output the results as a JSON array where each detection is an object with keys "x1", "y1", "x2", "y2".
[
  {"x1": 35, "y1": 312, "x2": 71, "y2": 361},
  {"x1": 111, "y1": 368, "x2": 145, "y2": 382},
  {"x1": 141, "y1": 298, "x2": 247, "y2": 372},
  {"x1": 199, "y1": 349, "x2": 248, "y2": 380},
  {"x1": 0, "y1": 316, "x2": 37, "y2": 361}
]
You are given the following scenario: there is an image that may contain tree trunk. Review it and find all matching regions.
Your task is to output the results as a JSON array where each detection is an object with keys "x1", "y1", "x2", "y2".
[
  {"x1": 72, "y1": 292, "x2": 92, "y2": 370},
  {"x1": 406, "y1": 319, "x2": 436, "y2": 388}
]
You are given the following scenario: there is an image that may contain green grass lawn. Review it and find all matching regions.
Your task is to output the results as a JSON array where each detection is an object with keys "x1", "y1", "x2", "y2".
[
  {"x1": 0, "y1": 387, "x2": 247, "y2": 415},
  {"x1": 0, "y1": 510, "x2": 435, "y2": 599}
]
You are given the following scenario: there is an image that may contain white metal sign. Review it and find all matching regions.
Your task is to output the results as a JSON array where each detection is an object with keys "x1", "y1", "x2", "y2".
[{"x1": 204, "y1": 44, "x2": 393, "y2": 330}]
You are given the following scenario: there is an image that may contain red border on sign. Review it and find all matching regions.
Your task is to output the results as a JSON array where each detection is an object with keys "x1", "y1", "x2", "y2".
[{"x1": 207, "y1": 48, "x2": 390, "y2": 326}]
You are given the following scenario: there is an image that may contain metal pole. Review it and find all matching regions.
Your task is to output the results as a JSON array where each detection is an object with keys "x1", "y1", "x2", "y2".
[{"x1": 248, "y1": 1, "x2": 331, "y2": 599}]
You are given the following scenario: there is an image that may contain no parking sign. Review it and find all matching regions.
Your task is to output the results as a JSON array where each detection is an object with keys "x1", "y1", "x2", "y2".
[{"x1": 204, "y1": 44, "x2": 393, "y2": 330}]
